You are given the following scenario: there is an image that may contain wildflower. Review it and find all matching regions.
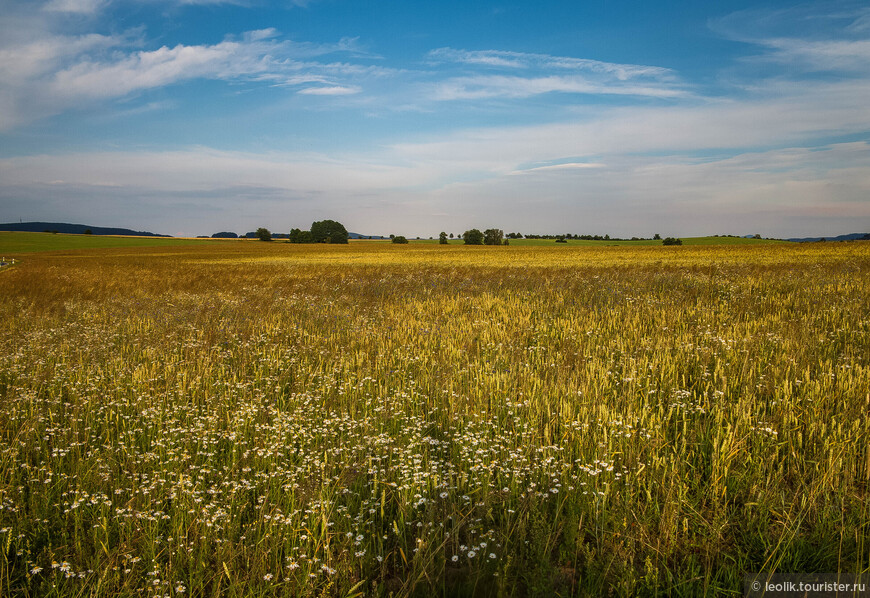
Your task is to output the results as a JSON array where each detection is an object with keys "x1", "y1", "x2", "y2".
[
  {"x1": 467, "y1": 551, "x2": 476, "y2": 558},
  {"x1": 451, "y1": 555, "x2": 459, "y2": 562},
  {"x1": 30, "y1": 566, "x2": 43, "y2": 575},
  {"x1": 489, "y1": 553, "x2": 496, "y2": 559},
  {"x1": 263, "y1": 574, "x2": 273, "y2": 581}
]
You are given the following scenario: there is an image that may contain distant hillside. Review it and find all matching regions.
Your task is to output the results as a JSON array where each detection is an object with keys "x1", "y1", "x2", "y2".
[
  {"x1": 787, "y1": 233, "x2": 870, "y2": 243},
  {"x1": 0, "y1": 222, "x2": 170, "y2": 237}
]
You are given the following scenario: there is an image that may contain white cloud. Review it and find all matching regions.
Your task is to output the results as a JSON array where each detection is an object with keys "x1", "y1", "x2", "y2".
[
  {"x1": 711, "y1": 4, "x2": 870, "y2": 75},
  {"x1": 42, "y1": 0, "x2": 107, "y2": 13},
  {"x1": 432, "y1": 74, "x2": 687, "y2": 101},
  {"x1": 0, "y1": 18, "x2": 382, "y2": 131},
  {"x1": 755, "y1": 37, "x2": 870, "y2": 72},
  {"x1": 511, "y1": 162, "x2": 606, "y2": 174},
  {"x1": 298, "y1": 85, "x2": 361, "y2": 95},
  {"x1": 427, "y1": 48, "x2": 676, "y2": 79},
  {"x1": 427, "y1": 48, "x2": 528, "y2": 69}
]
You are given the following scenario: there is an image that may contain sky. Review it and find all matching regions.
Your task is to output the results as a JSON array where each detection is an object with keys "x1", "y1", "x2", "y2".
[{"x1": 0, "y1": 0, "x2": 869, "y2": 238}]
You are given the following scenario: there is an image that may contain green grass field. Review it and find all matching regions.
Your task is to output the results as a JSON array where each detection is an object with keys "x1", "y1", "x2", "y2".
[
  {"x1": 0, "y1": 231, "x2": 208, "y2": 255},
  {"x1": 0, "y1": 239, "x2": 867, "y2": 597}
]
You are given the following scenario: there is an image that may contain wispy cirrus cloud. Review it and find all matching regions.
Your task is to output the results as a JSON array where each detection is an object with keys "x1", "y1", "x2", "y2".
[
  {"x1": 424, "y1": 47, "x2": 686, "y2": 101},
  {"x1": 750, "y1": 37, "x2": 870, "y2": 72},
  {"x1": 431, "y1": 74, "x2": 687, "y2": 101},
  {"x1": 428, "y1": 47, "x2": 677, "y2": 79},
  {"x1": 711, "y1": 4, "x2": 870, "y2": 74},
  {"x1": 297, "y1": 85, "x2": 361, "y2": 95}
]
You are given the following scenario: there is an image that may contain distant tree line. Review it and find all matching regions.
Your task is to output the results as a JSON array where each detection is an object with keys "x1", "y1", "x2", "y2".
[{"x1": 217, "y1": 224, "x2": 689, "y2": 246}]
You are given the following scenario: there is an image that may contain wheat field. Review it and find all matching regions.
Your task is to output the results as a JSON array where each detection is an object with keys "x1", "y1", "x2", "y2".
[{"x1": 1, "y1": 240, "x2": 868, "y2": 596}]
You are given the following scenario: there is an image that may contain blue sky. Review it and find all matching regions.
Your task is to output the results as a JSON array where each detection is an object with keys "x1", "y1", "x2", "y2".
[{"x1": 1, "y1": 0, "x2": 868, "y2": 238}]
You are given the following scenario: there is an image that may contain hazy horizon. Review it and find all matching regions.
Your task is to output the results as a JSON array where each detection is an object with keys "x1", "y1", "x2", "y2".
[{"x1": 1, "y1": 0, "x2": 869, "y2": 238}]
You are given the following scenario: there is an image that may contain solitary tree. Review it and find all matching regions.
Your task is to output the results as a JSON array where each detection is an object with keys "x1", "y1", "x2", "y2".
[
  {"x1": 449, "y1": 233, "x2": 454, "y2": 239},
  {"x1": 310, "y1": 220, "x2": 349, "y2": 244},
  {"x1": 653, "y1": 233, "x2": 661, "y2": 240},
  {"x1": 256, "y1": 227, "x2": 272, "y2": 242},
  {"x1": 483, "y1": 229, "x2": 504, "y2": 245},
  {"x1": 463, "y1": 229, "x2": 484, "y2": 245},
  {"x1": 392, "y1": 235, "x2": 408, "y2": 244},
  {"x1": 439, "y1": 232, "x2": 448, "y2": 244}
]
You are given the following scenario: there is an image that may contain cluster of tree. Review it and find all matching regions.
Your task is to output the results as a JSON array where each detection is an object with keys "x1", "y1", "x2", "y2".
[
  {"x1": 212, "y1": 231, "x2": 238, "y2": 238},
  {"x1": 391, "y1": 235, "x2": 408, "y2": 244},
  {"x1": 462, "y1": 229, "x2": 508, "y2": 245},
  {"x1": 662, "y1": 237, "x2": 683, "y2": 246},
  {"x1": 249, "y1": 221, "x2": 350, "y2": 244},
  {"x1": 289, "y1": 220, "x2": 348, "y2": 244}
]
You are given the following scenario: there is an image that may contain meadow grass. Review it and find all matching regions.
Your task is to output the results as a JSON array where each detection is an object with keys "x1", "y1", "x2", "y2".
[{"x1": 0, "y1": 241, "x2": 868, "y2": 597}]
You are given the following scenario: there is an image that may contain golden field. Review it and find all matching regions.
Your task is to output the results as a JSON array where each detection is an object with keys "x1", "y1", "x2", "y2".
[{"x1": 0, "y1": 240, "x2": 868, "y2": 596}]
